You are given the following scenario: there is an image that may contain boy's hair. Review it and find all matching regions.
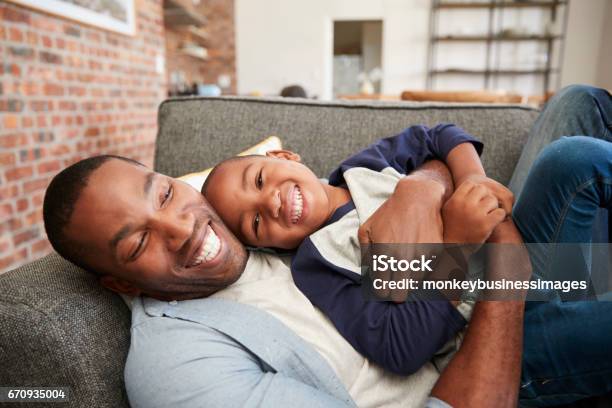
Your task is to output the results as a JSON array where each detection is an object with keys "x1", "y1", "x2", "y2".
[
  {"x1": 43, "y1": 155, "x2": 143, "y2": 276},
  {"x1": 201, "y1": 154, "x2": 259, "y2": 196}
]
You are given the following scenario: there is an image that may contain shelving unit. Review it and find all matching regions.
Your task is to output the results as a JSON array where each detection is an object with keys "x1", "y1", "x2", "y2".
[{"x1": 426, "y1": 0, "x2": 569, "y2": 94}]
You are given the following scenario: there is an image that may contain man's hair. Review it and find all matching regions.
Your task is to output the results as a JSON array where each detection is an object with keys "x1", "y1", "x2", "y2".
[
  {"x1": 280, "y1": 85, "x2": 307, "y2": 98},
  {"x1": 43, "y1": 155, "x2": 143, "y2": 276},
  {"x1": 201, "y1": 154, "x2": 259, "y2": 196}
]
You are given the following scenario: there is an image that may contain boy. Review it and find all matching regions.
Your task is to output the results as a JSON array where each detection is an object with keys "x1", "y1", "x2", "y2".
[{"x1": 203, "y1": 124, "x2": 511, "y2": 375}]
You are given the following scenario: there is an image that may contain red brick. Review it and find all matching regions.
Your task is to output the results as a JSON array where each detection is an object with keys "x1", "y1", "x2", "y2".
[
  {"x1": 0, "y1": 152, "x2": 16, "y2": 166},
  {"x1": 8, "y1": 218, "x2": 23, "y2": 232},
  {"x1": 42, "y1": 35, "x2": 52, "y2": 47},
  {"x1": 31, "y1": 238, "x2": 51, "y2": 254},
  {"x1": 16, "y1": 198, "x2": 28, "y2": 212},
  {"x1": 0, "y1": 203, "x2": 13, "y2": 220},
  {"x1": 9, "y1": 27, "x2": 23, "y2": 42},
  {"x1": 40, "y1": 51, "x2": 62, "y2": 64},
  {"x1": 0, "y1": 133, "x2": 28, "y2": 149},
  {"x1": 32, "y1": 192, "x2": 44, "y2": 207},
  {"x1": 23, "y1": 178, "x2": 49, "y2": 193},
  {"x1": 0, "y1": 239, "x2": 10, "y2": 254},
  {"x1": 43, "y1": 83, "x2": 64, "y2": 96},
  {"x1": 19, "y1": 147, "x2": 43, "y2": 162},
  {"x1": 26, "y1": 30, "x2": 38, "y2": 45},
  {"x1": 0, "y1": 185, "x2": 19, "y2": 200},
  {"x1": 21, "y1": 116, "x2": 34, "y2": 128},
  {"x1": 24, "y1": 211, "x2": 42, "y2": 227},
  {"x1": 5, "y1": 165, "x2": 33, "y2": 182},
  {"x1": 3, "y1": 114, "x2": 19, "y2": 129},
  {"x1": 84, "y1": 127, "x2": 100, "y2": 137},
  {"x1": 37, "y1": 160, "x2": 60, "y2": 174},
  {"x1": 13, "y1": 228, "x2": 39, "y2": 246},
  {"x1": 3, "y1": 7, "x2": 30, "y2": 23}
]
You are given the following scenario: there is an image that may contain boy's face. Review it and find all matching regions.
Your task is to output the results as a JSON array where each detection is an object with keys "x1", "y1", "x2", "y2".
[{"x1": 204, "y1": 152, "x2": 333, "y2": 249}]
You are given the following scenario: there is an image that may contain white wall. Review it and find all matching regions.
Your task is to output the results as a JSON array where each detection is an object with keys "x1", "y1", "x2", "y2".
[
  {"x1": 235, "y1": 0, "x2": 610, "y2": 99},
  {"x1": 560, "y1": 0, "x2": 608, "y2": 88},
  {"x1": 235, "y1": 0, "x2": 430, "y2": 99}
]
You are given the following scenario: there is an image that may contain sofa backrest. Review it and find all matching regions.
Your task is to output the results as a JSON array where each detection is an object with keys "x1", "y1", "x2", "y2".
[
  {"x1": 155, "y1": 96, "x2": 540, "y2": 185},
  {"x1": 1, "y1": 97, "x2": 539, "y2": 407}
]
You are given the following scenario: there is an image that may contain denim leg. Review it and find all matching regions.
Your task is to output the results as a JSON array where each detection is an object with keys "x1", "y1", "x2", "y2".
[
  {"x1": 510, "y1": 85, "x2": 612, "y2": 196},
  {"x1": 514, "y1": 137, "x2": 612, "y2": 285},
  {"x1": 514, "y1": 137, "x2": 612, "y2": 406},
  {"x1": 519, "y1": 300, "x2": 612, "y2": 407}
]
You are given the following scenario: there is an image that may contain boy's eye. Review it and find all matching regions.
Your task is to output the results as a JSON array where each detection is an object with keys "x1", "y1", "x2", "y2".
[
  {"x1": 253, "y1": 213, "x2": 260, "y2": 237},
  {"x1": 256, "y1": 170, "x2": 263, "y2": 189}
]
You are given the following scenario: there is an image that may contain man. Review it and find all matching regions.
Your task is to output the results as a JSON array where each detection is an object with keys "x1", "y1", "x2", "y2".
[{"x1": 42, "y1": 85, "x2": 612, "y2": 407}]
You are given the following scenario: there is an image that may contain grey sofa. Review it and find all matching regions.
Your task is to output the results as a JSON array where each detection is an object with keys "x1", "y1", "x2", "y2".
[{"x1": 0, "y1": 96, "x2": 604, "y2": 407}]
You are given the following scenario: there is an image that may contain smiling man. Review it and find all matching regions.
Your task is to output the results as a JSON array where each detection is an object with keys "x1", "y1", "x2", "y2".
[{"x1": 43, "y1": 156, "x2": 247, "y2": 301}]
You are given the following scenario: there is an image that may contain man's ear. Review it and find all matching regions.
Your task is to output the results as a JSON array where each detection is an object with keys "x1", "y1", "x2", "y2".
[
  {"x1": 100, "y1": 275, "x2": 142, "y2": 297},
  {"x1": 265, "y1": 149, "x2": 301, "y2": 162}
]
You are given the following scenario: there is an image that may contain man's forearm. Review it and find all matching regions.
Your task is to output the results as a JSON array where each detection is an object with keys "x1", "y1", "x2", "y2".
[
  {"x1": 431, "y1": 301, "x2": 524, "y2": 407},
  {"x1": 430, "y1": 220, "x2": 530, "y2": 407}
]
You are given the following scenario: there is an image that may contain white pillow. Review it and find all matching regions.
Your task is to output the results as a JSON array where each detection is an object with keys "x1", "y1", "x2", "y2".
[{"x1": 178, "y1": 136, "x2": 282, "y2": 191}]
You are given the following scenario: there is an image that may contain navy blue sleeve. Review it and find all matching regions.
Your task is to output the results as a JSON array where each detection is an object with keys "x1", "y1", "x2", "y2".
[
  {"x1": 292, "y1": 239, "x2": 467, "y2": 376},
  {"x1": 328, "y1": 124, "x2": 483, "y2": 186}
]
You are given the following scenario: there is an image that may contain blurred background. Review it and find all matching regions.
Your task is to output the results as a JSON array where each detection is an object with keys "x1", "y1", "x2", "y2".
[{"x1": 0, "y1": 0, "x2": 610, "y2": 272}]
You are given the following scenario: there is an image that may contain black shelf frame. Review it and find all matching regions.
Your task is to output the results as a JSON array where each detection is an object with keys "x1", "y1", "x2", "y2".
[{"x1": 426, "y1": 0, "x2": 569, "y2": 94}]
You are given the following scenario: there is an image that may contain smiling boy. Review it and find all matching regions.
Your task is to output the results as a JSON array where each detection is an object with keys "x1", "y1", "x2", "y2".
[{"x1": 203, "y1": 123, "x2": 513, "y2": 375}]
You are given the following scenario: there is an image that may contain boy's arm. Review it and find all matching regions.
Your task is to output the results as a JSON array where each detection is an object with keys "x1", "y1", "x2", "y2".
[
  {"x1": 446, "y1": 143, "x2": 514, "y2": 215},
  {"x1": 328, "y1": 124, "x2": 482, "y2": 187}
]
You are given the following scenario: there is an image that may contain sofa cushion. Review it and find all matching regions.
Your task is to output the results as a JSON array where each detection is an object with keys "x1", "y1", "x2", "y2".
[
  {"x1": 155, "y1": 97, "x2": 540, "y2": 185},
  {"x1": 0, "y1": 253, "x2": 131, "y2": 407}
]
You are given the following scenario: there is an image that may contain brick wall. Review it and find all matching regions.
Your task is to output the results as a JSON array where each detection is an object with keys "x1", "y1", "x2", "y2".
[
  {"x1": 165, "y1": 0, "x2": 236, "y2": 94},
  {"x1": 0, "y1": 0, "x2": 167, "y2": 273}
]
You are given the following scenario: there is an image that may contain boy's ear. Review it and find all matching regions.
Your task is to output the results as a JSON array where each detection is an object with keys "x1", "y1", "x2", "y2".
[
  {"x1": 265, "y1": 149, "x2": 301, "y2": 162},
  {"x1": 100, "y1": 275, "x2": 142, "y2": 297}
]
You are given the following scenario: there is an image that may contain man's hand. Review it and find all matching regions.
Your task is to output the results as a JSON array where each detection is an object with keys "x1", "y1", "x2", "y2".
[
  {"x1": 443, "y1": 180, "x2": 507, "y2": 244},
  {"x1": 358, "y1": 161, "x2": 450, "y2": 245}
]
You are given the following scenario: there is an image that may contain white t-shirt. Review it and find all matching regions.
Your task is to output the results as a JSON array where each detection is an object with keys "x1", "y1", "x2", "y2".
[{"x1": 211, "y1": 251, "x2": 445, "y2": 408}]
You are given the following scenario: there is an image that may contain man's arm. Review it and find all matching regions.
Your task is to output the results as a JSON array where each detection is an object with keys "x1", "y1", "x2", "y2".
[{"x1": 430, "y1": 219, "x2": 532, "y2": 407}]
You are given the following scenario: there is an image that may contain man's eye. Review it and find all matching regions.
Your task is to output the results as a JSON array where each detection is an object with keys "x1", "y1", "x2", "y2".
[
  {"x1": 131, "y1": 232, "x2": 148, "y2": 259},
  {"x1": 161, "y1": 184, "x2": 173, "y2": 206},
  {"x1": 256, "y1": 170, "x2": 263, "y2": 189},
  {"x1": 253, "y1": 214, "x2": 260, "y2": 237}
]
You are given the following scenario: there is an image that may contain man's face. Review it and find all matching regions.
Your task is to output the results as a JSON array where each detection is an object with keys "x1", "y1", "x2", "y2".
[{"x1": 65, "y1": 159, "x2": 247, "y2": 300}]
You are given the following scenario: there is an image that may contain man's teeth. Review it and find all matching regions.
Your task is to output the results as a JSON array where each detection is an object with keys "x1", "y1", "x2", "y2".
[
  {"x1": 189, "y1": 227, "x2": 221, "y2": 267},
  {"x1": 291, "y1": 186, "x2": 303, "y2": 224}
]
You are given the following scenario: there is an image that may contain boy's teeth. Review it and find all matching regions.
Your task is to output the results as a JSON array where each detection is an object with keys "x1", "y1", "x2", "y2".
[
  {"x1": 189, "y1": 227, "x2": 221, "y2": 267},
  {"x1": 291, "y1": 186, "x2": 303, "y2": 224}
]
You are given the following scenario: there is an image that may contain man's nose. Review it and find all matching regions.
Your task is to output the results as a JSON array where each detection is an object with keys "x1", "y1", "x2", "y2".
[{"x1": 153, "y1": 211, "x2": 194, "y2": 252}]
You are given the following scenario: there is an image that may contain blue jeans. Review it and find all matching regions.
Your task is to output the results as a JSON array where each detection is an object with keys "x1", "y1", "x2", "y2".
[{"x1": 508, "y1": 85, "x2": 612, "y2": 407}]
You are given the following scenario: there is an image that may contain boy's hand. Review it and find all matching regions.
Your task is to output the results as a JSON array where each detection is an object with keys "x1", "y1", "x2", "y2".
[
  {"x1": 458, "y1": 174, "x2": 514, "y2": 215},
  {"x1": 443, "y1": 180, "x2": 507, "y2": 244}
]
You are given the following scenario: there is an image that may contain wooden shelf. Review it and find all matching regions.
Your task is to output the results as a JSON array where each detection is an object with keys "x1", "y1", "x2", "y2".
[
  {"x1": 164, "y1": 0, "x2": 207, "y2": 26},
  {"x1": 433, "y1": 34, "x2": 561, "y2": 42},
  {"x1": 431, "y1": 68, "x2": 559, "y2": 75},
  {"x1": 435, "y1": 1, "x2": 567, "y2": 9}
]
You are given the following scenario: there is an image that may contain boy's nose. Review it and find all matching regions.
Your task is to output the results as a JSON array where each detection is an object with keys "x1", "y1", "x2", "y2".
[{"x1": 263, "y1": 189, "x2": 281, "y2": 219}]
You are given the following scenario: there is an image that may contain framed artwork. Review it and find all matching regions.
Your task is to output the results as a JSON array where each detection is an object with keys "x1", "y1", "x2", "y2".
[{"x1": 7, "y1": 0, "x2": 136, "y2": 35}]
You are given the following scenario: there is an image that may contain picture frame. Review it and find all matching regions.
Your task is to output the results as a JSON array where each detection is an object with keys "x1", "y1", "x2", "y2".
[{"x1": 7, "y1": 0, "x2": 136, "y2": 36}]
